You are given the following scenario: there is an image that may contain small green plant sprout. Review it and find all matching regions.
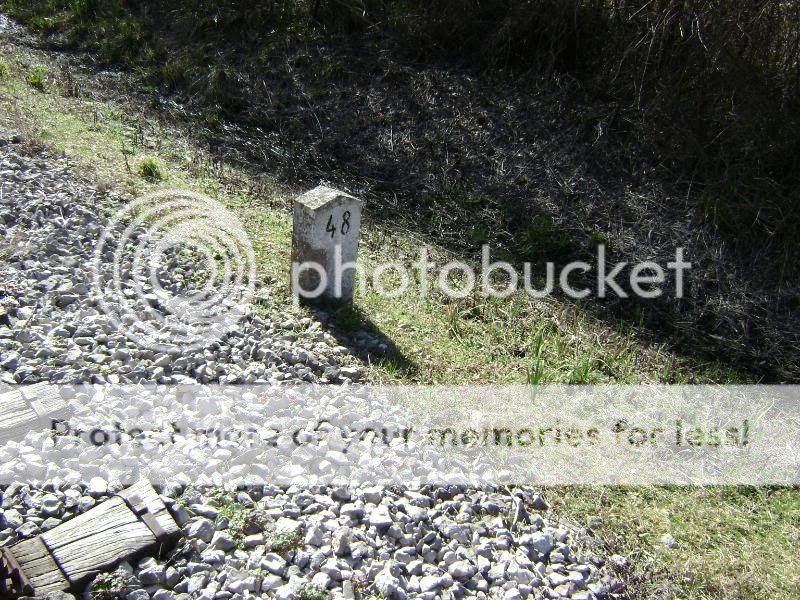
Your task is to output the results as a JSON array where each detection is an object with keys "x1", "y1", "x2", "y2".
[
  {"x1": 0, "y1": 60, "x2": 9, "y2": 79},
  {"x1": 216, "y1": 499, "x2": 269, "y2": 548},
  {"x1": 90, "y1": 570, "x2": 140, "y2": 600},
  {"x1": 266, "y1": 530, "x2": 303, "y2": 553},
  {"x1": 299, "y1": 585, "x2": 329, "y2": 600},
  {"x1": 25, "y1": 66, "x2": 48, "y2": 91},
  {"x1": 569, "y1": 355, "x2": 593, "y2": 384},
  {"x1": 590, "y1": 230, "x2": 611, "y2": 248},
  {"x1": 138, "y1": 156, "x2": 163, "y2": 181},
  {"x1": 526, "y1": 358, "x2": 545, "y2": 384}
]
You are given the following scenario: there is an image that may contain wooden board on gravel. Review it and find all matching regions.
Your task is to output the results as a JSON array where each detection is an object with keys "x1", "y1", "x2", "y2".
[
  {"x1": 0, "y1": 480, "x2": 180, "y2": 597},
  {"x1": 0, "y1": 383, "x2": 69, "y2": 444}
]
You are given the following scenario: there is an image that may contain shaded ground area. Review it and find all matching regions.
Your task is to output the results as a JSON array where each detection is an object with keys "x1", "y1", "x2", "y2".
[{"x1": 137, "y1": 36, "x2": 799, "y2": 382}]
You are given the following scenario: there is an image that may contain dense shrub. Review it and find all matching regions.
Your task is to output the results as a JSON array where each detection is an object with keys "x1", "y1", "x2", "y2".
[{"x1": 3, "y1": 0, "x2": 799, "y2": 222}]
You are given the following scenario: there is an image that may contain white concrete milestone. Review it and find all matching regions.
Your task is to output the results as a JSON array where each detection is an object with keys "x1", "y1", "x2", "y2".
[{"x1": 291, "y1": 186, "x2": 362, "y2": 303}]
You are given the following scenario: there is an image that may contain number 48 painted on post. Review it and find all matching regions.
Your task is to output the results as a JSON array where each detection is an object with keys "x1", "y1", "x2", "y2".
[{"x1": 326, "y1": 211, "x2": 351, "y2": 238}]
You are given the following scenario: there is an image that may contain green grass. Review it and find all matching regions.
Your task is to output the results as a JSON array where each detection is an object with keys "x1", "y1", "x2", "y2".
[
  {"x1": 89, "y1": 571, "x2": 140, "y2": 600},
  {"x1": 185, "y1": 489, "x2": 270, "y2": 549},
  {"x1": 299, "y1": 586, "x2": 329, "y2": 600},
  {"x1": 545, "y1": 486, "x2": 800, "y2": 599},
  {"x1": 0, "y1": 43, "x2": 795, "y2": 599},
  {"x1": 218, "y1": 502, "x2": 267, "y2": 546},
  {"x1": 0, "y1": 60, "x2": 8, "y2": 80},
  {"x1": 266, "y1": 530, "x2": 303, "y2": 553},
  {"x1": 590, "y1": 230, "x2": 611, "y2": 248},
  {"x1": 25, "y1": 65, "x2": 47, "y2": 91},
  {"x1": 138, "y1": 156, "x2": 163, "y2": 181},
  {"x1": 337, "y1": 263, "x2": 715, "y2": 384}
]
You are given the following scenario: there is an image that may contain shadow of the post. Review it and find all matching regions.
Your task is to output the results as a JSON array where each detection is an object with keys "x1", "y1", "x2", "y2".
[{"x1": 305, "y1": 299, "x2": 418, "y2": 381}]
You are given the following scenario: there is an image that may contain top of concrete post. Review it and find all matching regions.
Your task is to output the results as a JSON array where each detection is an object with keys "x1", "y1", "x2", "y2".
[{"x1": 296, "y1": 186, "x2": 362, "y2": 211}]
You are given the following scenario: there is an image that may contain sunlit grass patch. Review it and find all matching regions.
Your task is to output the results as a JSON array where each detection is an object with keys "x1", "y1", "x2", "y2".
[
  {"x1": 137, "y1": 156, "x2": 163, "y2": 181},
  {"x1": 25, "y1": 65, "x2": 47, "y2": 90}
]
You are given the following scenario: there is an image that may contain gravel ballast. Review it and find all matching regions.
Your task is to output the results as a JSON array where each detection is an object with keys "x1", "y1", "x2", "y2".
[{"x1": 0, "y1": 139, "x2": 624, "y2": 599}]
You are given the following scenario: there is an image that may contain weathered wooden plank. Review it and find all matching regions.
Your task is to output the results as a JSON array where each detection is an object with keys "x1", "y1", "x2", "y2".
[
  {"x1": 2, "y1": 410, "x2": 37, "y2": 430},
  {"x1": 0, "y1": 385, "x2": 69, "y2": 444},
  {"x1": 1, "y1": 537, "x2": 67, "y2": 597},
  {"x1": 19, "y1": 382, "x2": 56, "y2": 400},
  {"x1": 53, "y1": 521, "x2": 155, "y2": 587},
  {"x1": 0, "y1": 389, "x2": 27, "y2": 411},
  {"x1": 118, "y1": 480, "x2": 180, "y2": 541},
  {"x1": 0, "y1": 390, "x2": 35, "y2": 427},
  {"x1": 8, "y1": 538, "x2": 43, "y2": 563},
  {"x1": 9, "y1": 538, "x2": 59, "y2": 577},
  {"x1": 4, "y1": 480, "x2": 181, "y2": 596},
  {"x1": 42, "y1": 497, "x2": 135, "y2": 550},
  {"x1": 21, "y1": 383, "x2": 68, "y2": 418}
]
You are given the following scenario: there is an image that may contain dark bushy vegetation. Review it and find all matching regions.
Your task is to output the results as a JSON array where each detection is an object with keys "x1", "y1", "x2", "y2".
[{"x1": 6, "y1": 0, "x2": 799, "y2": 207}]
